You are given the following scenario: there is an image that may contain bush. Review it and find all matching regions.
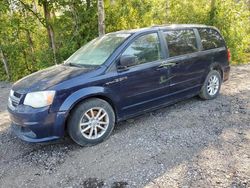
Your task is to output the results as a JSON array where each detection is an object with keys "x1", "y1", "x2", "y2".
[{"x1": 0, "y1": 0, "x2": 249, "y2": 81}]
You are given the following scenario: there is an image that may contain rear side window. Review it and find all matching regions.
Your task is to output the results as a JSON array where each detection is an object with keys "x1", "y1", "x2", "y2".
[
  {"x1": 198, "y1": 28, "x2": 225, "y2": 50},
  {"x1": 122, "y1": 33, "x2": 162, "y2": 66},
  {"x1": 164, "y1": 29, "x2": 198, "y2": 57}
]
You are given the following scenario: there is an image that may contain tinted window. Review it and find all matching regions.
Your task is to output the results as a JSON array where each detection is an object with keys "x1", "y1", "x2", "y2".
[
  {"x1": 198, "y1": 28, "x2": 225, "y2": 50},
  {"x1": 122, "y1": 33, "x2": 162, "y2": 66},
  {"x1": 164, "y1": 29, "x2": 198, "y2": 57}
]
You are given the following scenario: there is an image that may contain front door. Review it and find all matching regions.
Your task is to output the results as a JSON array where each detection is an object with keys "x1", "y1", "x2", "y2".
[{"x1": 117, "y1": 32, "x2": 170, "y2": 117}]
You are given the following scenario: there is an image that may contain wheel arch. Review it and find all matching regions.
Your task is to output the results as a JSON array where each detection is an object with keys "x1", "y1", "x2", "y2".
[
  {"x1": 60, "y1": 87, "x2": 120, "y2": 131},
  {"x1": 210, "y1": 62, "x2": 223, "y2": 79}
]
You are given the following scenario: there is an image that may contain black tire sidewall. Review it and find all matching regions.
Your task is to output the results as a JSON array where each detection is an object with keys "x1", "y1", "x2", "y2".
[
  {"x1": 201, "y1": 70, "x2": 222, "y2": 100},
  {"x1": 68, "y1": 98, "x2": 115, "y2": 146}
]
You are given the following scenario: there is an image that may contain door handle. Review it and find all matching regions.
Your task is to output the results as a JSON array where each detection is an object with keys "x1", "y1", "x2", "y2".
[
  {"x1": 117, "y1": 65, "x2": 129, "y2": 72},
  {"x1": 156, "y1": 62, "x2": 176, "y2": 70}
]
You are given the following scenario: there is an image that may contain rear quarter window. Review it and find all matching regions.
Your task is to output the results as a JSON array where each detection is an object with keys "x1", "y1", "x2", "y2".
[{"x1": 198, "y1": 28, "x2": 225, "y2": 50}]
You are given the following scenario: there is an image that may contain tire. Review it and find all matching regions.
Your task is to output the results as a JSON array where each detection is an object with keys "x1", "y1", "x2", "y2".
[
  {"x1": 68, "y1": 98, "x2": 115, "y2": 146},
  {"x1": 199, "y1": 70, "x2": 222, "y2": 100}
]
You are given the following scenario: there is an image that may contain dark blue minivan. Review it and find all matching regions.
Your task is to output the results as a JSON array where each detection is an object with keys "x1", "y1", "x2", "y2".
[{"x1": 8, "y1": 24, "x2": 230, "y2": 146}]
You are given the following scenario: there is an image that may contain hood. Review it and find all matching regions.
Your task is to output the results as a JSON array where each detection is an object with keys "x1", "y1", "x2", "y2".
[{"x1": 12, "y1": 64, "x2": 93, "y2": 93}]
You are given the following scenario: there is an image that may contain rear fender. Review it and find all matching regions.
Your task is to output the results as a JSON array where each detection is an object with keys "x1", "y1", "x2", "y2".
[
  {"x1": 201, "y1": 62, "x2": 223, "y2": 84},
  {"x1": 209, "y1": 62, "x2": 223, "y2": 79}
]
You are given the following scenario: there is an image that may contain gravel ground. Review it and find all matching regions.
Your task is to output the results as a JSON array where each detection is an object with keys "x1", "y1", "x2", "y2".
[{"x1": 0, "y1": 64, "x2": 250, "y2": 188}]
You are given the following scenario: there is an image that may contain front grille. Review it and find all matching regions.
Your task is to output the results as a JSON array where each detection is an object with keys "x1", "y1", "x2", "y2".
[
  {"x1": 13, "y1": 91, "x2": 22, "y2": 98},
  {"x1": 8, "y1": 90, "x2": 22, "y2": 110}
]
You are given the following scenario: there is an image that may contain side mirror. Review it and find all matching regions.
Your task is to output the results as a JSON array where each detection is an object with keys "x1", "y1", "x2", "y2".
[{"x1": 118, "y1": 55, "x2": 137, "y2": 70}]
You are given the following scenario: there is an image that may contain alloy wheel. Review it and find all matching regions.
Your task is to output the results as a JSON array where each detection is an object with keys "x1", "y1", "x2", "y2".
[
  {"x1": 207, "y1": 75, "x2": 220, "y2": 96},
  {"x1": 79, "y1": 107, "x2": 109, "y2": 140}
]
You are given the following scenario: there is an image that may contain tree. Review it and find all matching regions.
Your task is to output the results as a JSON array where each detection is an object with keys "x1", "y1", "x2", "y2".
[
  {"x1": 98, "y1": 0, "x2": 105, "y2": 36},
  {"x1": 0, "y1": 0, "x2": 249, "y2": 81},
  {"x1": 39, "y1": 0, "x2": 57, "y2": 64},
  {"x1": 210, "y1": 0, "x2": 216, "y2": 25},
  {"x1": 166, "y1": 0, "x2": 170, "y2": 20},
  {"x1": 0, "y1": 46, "x2": 10, "y2": 80}
]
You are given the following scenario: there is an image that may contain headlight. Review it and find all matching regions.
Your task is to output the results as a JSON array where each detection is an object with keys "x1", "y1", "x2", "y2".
[{"x1": 24, "y1": 91, "x2": 55, "y2": 108}]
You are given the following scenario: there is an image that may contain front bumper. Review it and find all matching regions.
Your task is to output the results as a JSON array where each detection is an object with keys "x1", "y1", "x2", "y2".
[{"x1": 8, "y1": 105, "x2": 67, "y2": 143}]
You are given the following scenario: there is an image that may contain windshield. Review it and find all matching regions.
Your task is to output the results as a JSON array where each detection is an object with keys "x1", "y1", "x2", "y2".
[{"x1": 65, "y1": 33, "x2": 131, "y2": 66}]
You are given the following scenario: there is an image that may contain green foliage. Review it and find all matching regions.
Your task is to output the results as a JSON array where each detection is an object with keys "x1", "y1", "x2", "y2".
[
  {"x1": 167, "y1": 0, "x2": 210, "y2": 24},
  {"x1": 0, "y1": 0, "x2": 249, "y2": 81},
  {"x1": 209, "y1": 0, "x2": 250, "y2": 64},
  {"x1": 105, "y1": 0, "x2": 166, "y2": 31}
]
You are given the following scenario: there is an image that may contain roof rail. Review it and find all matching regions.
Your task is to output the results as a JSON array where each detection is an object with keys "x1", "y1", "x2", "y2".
[{"x1": 151, "y1": 24, "x2": 170, "y2": 28}]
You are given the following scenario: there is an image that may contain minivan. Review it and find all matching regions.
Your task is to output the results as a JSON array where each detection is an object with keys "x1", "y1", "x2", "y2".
[{"x1": 8, "y1": 24, "x2": 230, "y2": 146}]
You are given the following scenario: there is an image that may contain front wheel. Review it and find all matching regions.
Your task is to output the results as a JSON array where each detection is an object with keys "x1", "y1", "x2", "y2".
[
  {"x1": 68, "y1": 98, "x2": 115, "y2": 146},
  {"x1": 199, "y1": 70, "x2": 222, "y2": 100}
]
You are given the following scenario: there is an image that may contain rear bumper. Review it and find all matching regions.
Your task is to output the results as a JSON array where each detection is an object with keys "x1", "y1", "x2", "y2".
[
  {"x1": 8, "y1": 105, "x2": 67, "y2": 143},
  {"x1": 223, "y1": 65, "x2": 230, "y2": 82}
]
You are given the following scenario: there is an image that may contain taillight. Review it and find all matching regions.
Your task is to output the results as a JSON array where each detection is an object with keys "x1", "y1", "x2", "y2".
[{"x1": 227, "y1": 49, "x2": 231, "y2": 62}]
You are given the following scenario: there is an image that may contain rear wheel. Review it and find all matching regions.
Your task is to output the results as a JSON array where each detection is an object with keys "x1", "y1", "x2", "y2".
[
  {"x1": 68, "y1": 98, "x2": 115, "y2": 146},
  {"x1": 199, "y1": 70, "x2": 222, "y2": 100}
]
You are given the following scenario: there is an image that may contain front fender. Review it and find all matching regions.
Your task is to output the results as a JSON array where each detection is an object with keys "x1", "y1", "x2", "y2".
[{"x1": 59, "y1": 86, "x2": 120, "y2": 112}]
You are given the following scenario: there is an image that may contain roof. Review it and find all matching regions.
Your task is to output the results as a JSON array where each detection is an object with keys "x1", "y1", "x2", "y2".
[{"x1": 111, "y1": 24, "x2": 215, "y2": 35}]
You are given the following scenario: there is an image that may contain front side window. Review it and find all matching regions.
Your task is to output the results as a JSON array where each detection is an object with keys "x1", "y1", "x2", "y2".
[
  {"x1": 122, "y1": 33, "x2": 162, "y2": 66},
  {"x1": 65, "y1": 33, "x2": 131, "y2": 66},
  {"x1": 198, "y1": 28, "x2": 225, "y2": 50},
  {"x1": 164, "y1": 29, "x2": 198, "y2": 57}
]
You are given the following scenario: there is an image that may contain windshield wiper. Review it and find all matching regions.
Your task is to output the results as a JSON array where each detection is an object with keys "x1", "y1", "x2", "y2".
[
  {"x1": 64, "y1": 62, "x2": 99, "y2": 69},
  {"x1": 65, "y1": 62, "x2": 84, "y2": 68}
]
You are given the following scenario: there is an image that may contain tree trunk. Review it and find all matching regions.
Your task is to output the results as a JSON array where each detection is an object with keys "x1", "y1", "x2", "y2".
[
  {"x1": 247, "y1": 0, "x2": 250, "y2": 11},
  {"x1": 32, "y1": 0, "x2": 37, "y2": 13},
  {"x1": 24, "y1": 10, "x2": 36, "y2": 70},
  {"x1": 22, "y1": 49, "x2": 32, "y2": 73},
  {"x1": 86, "y1": 0, "x2": 90, "y2": 9},
  {"x1": 210, "y1": 0, "x2": 216, "y2": 11},
  {"x1": 25, "y1": 29, "x2": 36, "y2": 70},
  {"x1": 42, "y1": 0, "x2": 57, "y2": 64},
  {"x1": 98, "y1": 0, "x2": 105, "y2": 36},
  {"x1": 71, "y1": 3, "x2": 81, "y2": 48},
  {"x1": 210, "y1": 0, "x2": 216, "y2": 25},
  {"x1": 0, "y1": 46, "x2": 10, "y2": 80},
  {"x1": 166, "y1": 0, "x2": 170, "y2": 22}
]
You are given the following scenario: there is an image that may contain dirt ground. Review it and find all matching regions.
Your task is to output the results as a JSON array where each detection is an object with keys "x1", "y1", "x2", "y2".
[{"x1": 0, "y1": 64, "x2": 249, "y2": 188}]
